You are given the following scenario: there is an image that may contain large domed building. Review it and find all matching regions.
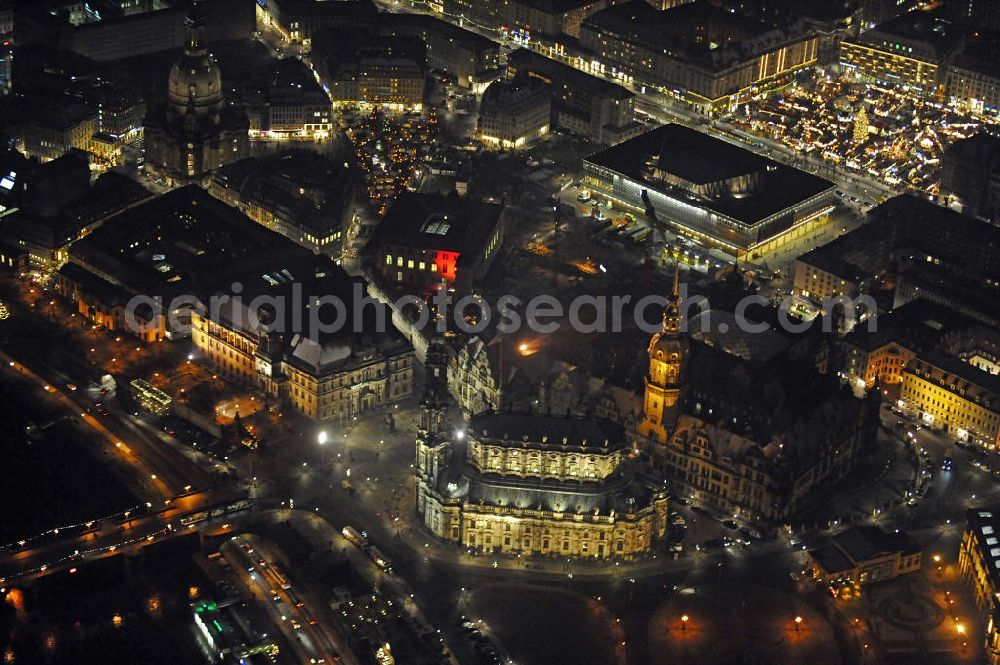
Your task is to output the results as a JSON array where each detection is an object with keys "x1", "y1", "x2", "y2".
[{"x1": 144, "y1": 11, "x2": 248, "y2": 186}]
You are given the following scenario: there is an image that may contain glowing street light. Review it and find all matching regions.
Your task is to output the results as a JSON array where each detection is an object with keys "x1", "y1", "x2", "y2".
[
  {"x1": 795, "y1": 616, "x2": 803, "y2": 632},
  {"x1": 681, "y1": 614, "x2": 689, "y2": 632}
]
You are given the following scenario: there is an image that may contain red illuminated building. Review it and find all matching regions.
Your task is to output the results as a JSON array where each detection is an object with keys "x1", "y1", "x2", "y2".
[{"x1": 367, "y1": 192, "x2": 505, "y2": 298}]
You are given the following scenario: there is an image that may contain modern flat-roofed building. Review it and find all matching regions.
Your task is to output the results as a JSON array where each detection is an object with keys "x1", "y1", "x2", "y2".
[
  {"x1": 476, "y1": 79, "x2": 551, "y2": 149},
  {"x1": 583, "y1": 123, "x2": 835, "y2": 254},
  {"x1": 506, "y1": 48, "x2": 642, "y2": 145},
  {"x1": 580, "y1": 0, "x2": 819, "y2": 115},
  {"x1": 900, "y1": 351, "x2": 1000, "y2": 449},
  {"x1": 840, "y1": 9, "x2": 963, "y2": 95},
  {"x1": 368, "y1": 192, "x2": 505, "y2": 298}
]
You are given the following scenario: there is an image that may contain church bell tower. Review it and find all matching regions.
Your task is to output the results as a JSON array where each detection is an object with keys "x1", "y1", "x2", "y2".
[{"x1": 639, "y1": 267, "x2": 689, "y2": 443}]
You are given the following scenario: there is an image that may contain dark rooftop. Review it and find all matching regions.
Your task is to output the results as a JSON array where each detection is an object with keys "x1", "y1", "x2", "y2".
[
  {"x1": 843, "y1": 299, "x2": 979, "y2": 353},
  {"x1": 383, "y1": 13, "x2": 497, "y2": 50},
  {"x1": 833, "y1": 526, "x2": 920, "y2": 563},
  {"x1": 507, "y1": 48, "x2": 634, "y2": 100},
  {"x1": 371, "y1": 192, "x2": 503, "y2": 267},
  {"x1": 585, "y1": 124, "x2": 833, "y2": 225},
  {"x1": 69, "y1": 185, "x2": 317, "y2": 302},
  {"x1": 861, "y1": 7, "x2": 962, "y2": 58},
  {"x1": 810, "y1": 545, "x2": 853, "y2": 574},
  {"x1": 583, "y1": 0, "x2": 799, "y2": 69},
  {"x1": 912, "y1": 350, "x2": 1000, "y2": 399},
  {"x1": 469, "y1": 411, "x2": 627, "y2": 450}
]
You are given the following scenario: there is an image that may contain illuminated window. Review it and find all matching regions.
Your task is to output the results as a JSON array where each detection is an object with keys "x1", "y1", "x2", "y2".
[{"x1": 385, "y1": 254, "x2": 392, "y2": 265}]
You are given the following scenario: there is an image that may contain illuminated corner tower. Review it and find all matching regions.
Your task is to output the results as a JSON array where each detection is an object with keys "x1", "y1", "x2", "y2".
[{"x1": 639, "y1": 268, "x2": 689, "y2": 443}]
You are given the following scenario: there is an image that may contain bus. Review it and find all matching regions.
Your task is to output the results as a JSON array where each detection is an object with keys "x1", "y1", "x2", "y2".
[
  {"x1": 342, "y1": 526, "x2": 368, "y2": 548},
  {"x1": 367, "y1": 546, "x2": 391, "y2": 572}
]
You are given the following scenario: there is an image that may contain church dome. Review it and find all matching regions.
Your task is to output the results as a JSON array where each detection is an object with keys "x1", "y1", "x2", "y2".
[
  {"x1": 167, "y1": 13, "x2": 222, "y2": 116},
  {"x1": 649, "y1": 329, "x2": 689, "y2": 361}
]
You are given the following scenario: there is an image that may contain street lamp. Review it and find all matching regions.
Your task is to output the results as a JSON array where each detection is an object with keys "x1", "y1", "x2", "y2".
[
  {"x1": 318, "y1": 430, "x2": 327, "y2": 466},
  {"x1": 794, "y1": 616, "x2": 803, "y2": 633},
  {"x1": 681, "y1": 615, "x2": 689, "y2": 633}
]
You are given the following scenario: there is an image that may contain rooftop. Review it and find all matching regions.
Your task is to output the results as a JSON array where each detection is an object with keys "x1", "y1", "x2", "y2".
[
  {"x1": 583, "y1": 0, "x2": 804, "y2": 70},
  {"x1": 858, "y1": 7, "x2": 962, "y2": 59},
  {"x1": 832, "y1": 526, "x2": 921, "y2": 562},
  {"x1": 383, "y1": 13, "x2": 496, "y2": 51},
  {"x1": 211, "y1": 150, "x2": 358, "y2": 234},
  {"x1": 371, "y1": 192, "x2": 503, "y2": 266},
  {"x1": 843, "y1": 299, "x2": 979, "y2": 353},
  {"x1": 480, "y1": 79, "x2": 550, "y2": 109},
  {"x1": 810, "y1": 526, "x2": 921, "y2": 575},
  {"x1": 68, "y1": 185, "x2": 317, "y2": 302},
  {"x1": 506, "y1": 48, "x2": 634, "y2": 100},
  {"x1": 469, "y1": 411, "x2": 627, "y2": 451},
  {"x1": 907, "y1": 350, "x2": 1000, "y2": 407},
  {"x1": 585, "y1": 124, "x2": 833, "y2": 225}
]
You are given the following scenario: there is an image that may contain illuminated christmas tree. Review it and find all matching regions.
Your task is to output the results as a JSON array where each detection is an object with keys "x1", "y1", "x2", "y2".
[{"x1": 853, "y1": 105, "x2": 869, "y2": 144}]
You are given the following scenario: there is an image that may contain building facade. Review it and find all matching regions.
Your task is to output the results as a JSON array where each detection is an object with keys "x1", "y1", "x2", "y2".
[
  {"x1": 312, "y1": 32, "x2": 426, "y2": 112},
  {"x1": 442, "y1": 0, "x2": 610, "y2": 39},
  {"x1": 476, "y1": 79, "x2": 551, "y2": 149},
  {"x1": 806, "y1": 526, "x2": 921, "y2": 595},
  {"x1": 191, "y1": 304, "x2": 414, "y2": 423},
  {"x1": 207, "y1": 150, "x2": 360, "y2": 257},
  {"x1": 899, "y1": 352, "x2": 1000, "y2": 449},
  {"x1": 18, "y1": 103, "x2": 97, "y2": 162},
  {"x1": 839, "y1": 12, "x2": 962, "y2": 95},
  {"x1": 382, "y1": 14, "x2": 502, "y2": 91},
  {"x1": 959, "y1": 508, "x2": 1000, "y2": 665},
  {"x1": 580, "y1": 1, "x2": 819, "y2": 115},
  {"x1": 506, "y1": 48, "x2": 642, "y2": 145}
]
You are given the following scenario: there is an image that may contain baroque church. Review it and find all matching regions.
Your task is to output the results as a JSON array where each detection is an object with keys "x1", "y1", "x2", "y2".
[
  {"x1": 144, "y1": 10, "x2": 248, "y2": 186},
  {"x1": 415, "y1": 333, "x2": 669, "y2": 560}
]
